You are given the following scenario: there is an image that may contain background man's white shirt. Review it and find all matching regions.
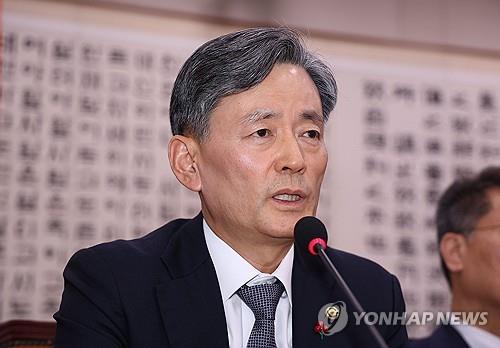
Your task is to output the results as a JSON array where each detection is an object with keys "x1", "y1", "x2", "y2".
[{"x1": 454, "y1": 324, "x2": 500, "y2": 348}]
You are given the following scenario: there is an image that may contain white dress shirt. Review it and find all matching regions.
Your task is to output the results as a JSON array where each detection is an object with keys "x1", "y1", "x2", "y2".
[
  {"x1": 454, "y1": 324, "x2": 500, "y2": 348},
  {"x1": 203, "y1": 219, "x2": 293, "y2": 348}
]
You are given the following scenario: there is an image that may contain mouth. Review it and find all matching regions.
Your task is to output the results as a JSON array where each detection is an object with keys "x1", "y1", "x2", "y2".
[
  {"x1": 271, "y1": 189, "x2": 307, "y2": 207},
  {"x1": 273, "y1": 193, "x2": 301, "y2": 202}
]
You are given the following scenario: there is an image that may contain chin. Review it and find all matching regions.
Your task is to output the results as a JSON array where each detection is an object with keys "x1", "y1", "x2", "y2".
[{"x1": 266, "y1": 219, "x2": 299, "y2": 238}]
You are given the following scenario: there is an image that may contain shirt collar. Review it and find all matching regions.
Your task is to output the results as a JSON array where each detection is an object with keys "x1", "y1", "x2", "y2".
[
  {"x1": 203, "y1": 219, "x2": 294, "y2": 306},
  {"x1": 454, "y1": 323, "x2": 500, "y2": 348}
]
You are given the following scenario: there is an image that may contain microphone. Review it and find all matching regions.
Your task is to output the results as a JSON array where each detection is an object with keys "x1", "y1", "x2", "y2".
[{"x1": 294, "y1": 216, "x2": 389, "y2": 348}]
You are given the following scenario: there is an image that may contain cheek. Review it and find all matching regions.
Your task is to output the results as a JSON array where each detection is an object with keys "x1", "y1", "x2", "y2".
[
  {"x1": 319, "y1": 150, "x2": 328, "y2": 173},
  {"x1": 202, "y1": 145, "x2": 236, "y2": 175},
  {"x1": 488, "y1": 244, "x2": 500, "y2": 272},
  {"x1": 204, "y1": 146, "x2": 266, "y2": 190},
  {"x1": 309, "y1": 148, "x2": 328, "y2": 182},
  {"x1": 236, "y1": 151, "x2": 267, "y2": 175},
  {"x1": 471, "y1": 239, "x2": 500, "y2": 272}
]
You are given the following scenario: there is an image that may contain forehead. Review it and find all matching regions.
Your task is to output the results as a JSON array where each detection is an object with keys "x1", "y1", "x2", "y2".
[
  {"x1": 252, "y1": 64, "x2": 317, "y2": 90},
  {"x1": 210, "y1": 64, "x2": 323, "y2": 124}
]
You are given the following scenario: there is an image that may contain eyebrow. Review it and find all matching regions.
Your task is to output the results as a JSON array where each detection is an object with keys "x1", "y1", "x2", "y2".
[
  {"x1": 240, "y1": 108, "x2": 276, "y2": 126},
  {"x1": 240, "y1": 108, "x2": 325, "y2": 126},
  {"x1": 301, "y1": 110, "x2": 324, "y2": 126}
]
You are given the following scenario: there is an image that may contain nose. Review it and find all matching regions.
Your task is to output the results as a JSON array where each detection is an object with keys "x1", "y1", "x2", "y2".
[{"x1": 274, "y1": 132, "x2": 306, "y2": 174}]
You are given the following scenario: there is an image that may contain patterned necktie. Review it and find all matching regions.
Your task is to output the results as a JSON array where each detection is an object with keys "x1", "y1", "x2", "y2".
[{"x1": 237, "y1": 278, "x2": 285, "y2": 348}]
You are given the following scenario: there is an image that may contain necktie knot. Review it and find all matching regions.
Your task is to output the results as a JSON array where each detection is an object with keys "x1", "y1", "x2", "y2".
[
  {"x1": 237, "y1": 279, "x2": 285, "y2": 320},
  {"x1": 236, "y1": 278, "x2": 285, "y2": 347}
]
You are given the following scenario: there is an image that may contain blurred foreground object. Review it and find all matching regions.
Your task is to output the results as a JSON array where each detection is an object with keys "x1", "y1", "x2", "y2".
[{"x1": 0, "y1": 321, "x2": 56, "y2": 348}]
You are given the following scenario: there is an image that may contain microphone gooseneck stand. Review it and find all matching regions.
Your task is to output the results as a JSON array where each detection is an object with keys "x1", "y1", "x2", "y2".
[{"x1": 313, "y1": 243, "x2": 390, "y2": 348}]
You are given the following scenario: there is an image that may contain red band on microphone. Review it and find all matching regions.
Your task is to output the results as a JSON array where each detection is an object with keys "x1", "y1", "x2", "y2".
[{"x1": 308, "y1": 238, "x2": 327, "y2": 255}]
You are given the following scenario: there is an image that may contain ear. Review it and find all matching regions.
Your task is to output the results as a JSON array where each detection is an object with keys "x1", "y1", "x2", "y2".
[
  {"x1": 168, "y1": 135, "x2": 201, "y2": 192},
  {"x1": 440, "y1": 232, "x2": 468, "y2": 274}
]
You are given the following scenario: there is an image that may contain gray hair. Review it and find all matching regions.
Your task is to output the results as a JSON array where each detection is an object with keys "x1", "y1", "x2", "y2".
[
  {"x1": 169, "y1": 27, "x2": 337, "y2": 141},
  {"x1": 436, "y1": 166, "x2": 500, "y2": 286}
]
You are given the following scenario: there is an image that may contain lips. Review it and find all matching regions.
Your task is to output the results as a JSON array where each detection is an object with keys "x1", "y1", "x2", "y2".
[
  {"x1": 272, "y1": 189, "x2": 306, "y2": 202},
  {"x1": 274, "y1": 193, "x2": 301, "y2": 202}
]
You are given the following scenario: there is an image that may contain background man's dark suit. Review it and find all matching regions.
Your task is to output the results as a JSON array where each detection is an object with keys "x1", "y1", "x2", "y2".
[
  {"x1": 409, "y1": 325, "x2": 469, "y2": 348},
  {"x1": 54, "y1": 213, "x2": 408, "y2": 347}
]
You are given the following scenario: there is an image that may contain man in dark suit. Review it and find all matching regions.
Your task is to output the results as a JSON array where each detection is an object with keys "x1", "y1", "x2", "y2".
[
  {"x1": 54, "y1": 27, "x2": 408, "y2": 348},
  {"x1": 410, "y1": 325, "x2": 469, "y2": 348},
  {"x1": 410, "y1": 167, "x2": 500, "y2": 348}
]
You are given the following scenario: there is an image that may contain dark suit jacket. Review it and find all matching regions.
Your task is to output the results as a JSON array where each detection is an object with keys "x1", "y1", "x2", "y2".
[
  {"x1": 409, "y1": 325, "x2": 469, "y2": 348},
  {"x1": 54, "y1": 213, "x2": 408, "y2": 347}
]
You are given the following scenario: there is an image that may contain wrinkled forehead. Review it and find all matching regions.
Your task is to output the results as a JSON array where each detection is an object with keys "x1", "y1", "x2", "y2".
[{"x1": 208, "y1": 64, "x2": 323, "y2": 121}]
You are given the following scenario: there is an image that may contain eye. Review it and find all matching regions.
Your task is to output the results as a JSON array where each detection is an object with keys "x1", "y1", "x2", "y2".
[
  {"x1": 253, "y1": 129, "x2": 271, "y2": 137},
  {"x1": 304, "y1": 130, "x2": 321, "y2": 139}
]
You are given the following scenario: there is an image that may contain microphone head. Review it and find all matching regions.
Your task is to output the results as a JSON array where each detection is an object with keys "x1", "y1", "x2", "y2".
[{"x1": 294, "y1": 216, "x2": 328, "y2": 255}]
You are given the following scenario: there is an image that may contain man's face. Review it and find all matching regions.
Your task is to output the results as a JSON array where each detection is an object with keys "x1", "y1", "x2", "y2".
[
  {"x1": 459, "y1": 188, "x2": 500, "y2": 309},
  {"x1": 196, "y1": 64, "x2": 327, "y2": 245}
]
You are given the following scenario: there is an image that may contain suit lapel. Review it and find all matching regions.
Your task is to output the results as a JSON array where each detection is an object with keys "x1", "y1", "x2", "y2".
[
  {"x1": 156, "y1": 214, "x2": 229, "y2": 348},
  {"x1": 292, "y1": 247, "x2": 368, "y2": 347},
  {"x1": 439, "y1": 325, "x2": 471, "y2": 348},
  {"x1": 293, "y1": 244, "x2": 336, "y2": 347}
]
